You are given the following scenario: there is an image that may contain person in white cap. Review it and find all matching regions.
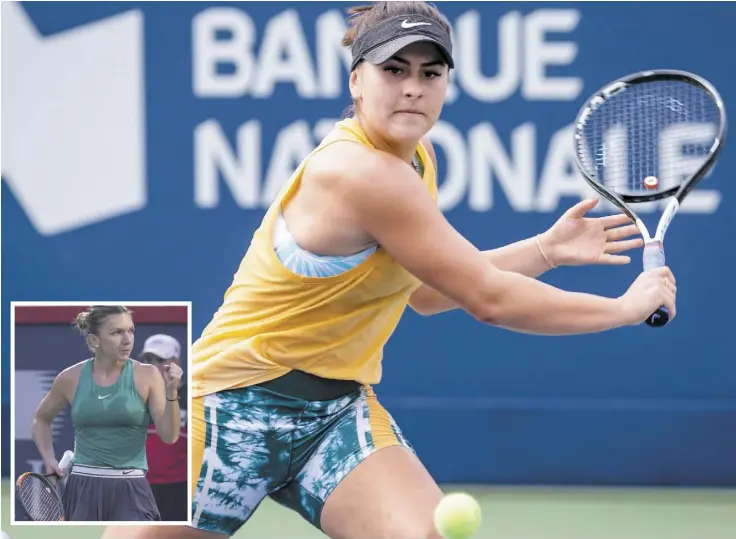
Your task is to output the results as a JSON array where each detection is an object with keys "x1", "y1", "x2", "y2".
[{"x1": 140, "y1": 334, "x2": 188, "y2": 522}]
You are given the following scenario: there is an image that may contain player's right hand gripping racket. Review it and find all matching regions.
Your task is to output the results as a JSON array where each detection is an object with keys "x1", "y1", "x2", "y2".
[
  {"x1": 573, "y1": 69, "x2": 727, "y2": 327},
  {"x1": 15, "y1": 450, "x2": 74, "y2": 521}
]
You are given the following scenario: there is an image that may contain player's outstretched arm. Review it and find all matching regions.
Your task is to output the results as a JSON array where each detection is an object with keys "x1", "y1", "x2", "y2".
[
  {"x1": 323, "y1": 142, "x2": 675, "y2": 335},
  {"x1": 408, "y1": 140, "x2": 643, "y2": 316},
  {"x1": 409, "y1": 197, "x2": 644, "y2": 315}
]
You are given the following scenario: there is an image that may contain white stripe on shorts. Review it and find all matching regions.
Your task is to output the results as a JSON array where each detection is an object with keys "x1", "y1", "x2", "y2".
[{"x1": 355, "y1": 388, "x2": 371, "y2": 459}]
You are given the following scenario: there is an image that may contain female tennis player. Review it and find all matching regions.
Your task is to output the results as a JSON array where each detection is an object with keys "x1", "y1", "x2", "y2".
[
  {"x1": 32, "y1": 305, "x2": 183, "y2": 521},
  {"x1": 101, "y1": 1, "x2": 676, "y2": 538}
]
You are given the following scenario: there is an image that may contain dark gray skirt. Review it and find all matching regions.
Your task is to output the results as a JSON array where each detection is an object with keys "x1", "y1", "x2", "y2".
[{"x1": 62, "y1": 465, "x2": 160, "y2": 522}]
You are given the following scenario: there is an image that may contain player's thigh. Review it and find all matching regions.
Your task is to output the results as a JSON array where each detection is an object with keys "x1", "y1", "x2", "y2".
[
  {"x1": 191, "y1": 389, "x2": 290, "y2": 535},
  {"x1": 320, "y1": 445, "x2": 444, "y2": 539},
  {"x1": 100, "y1": 526, "x2": 224, "y2": 539},
  {"x1": 275, "y1": 386, "x2": 444, "y2": 539}
]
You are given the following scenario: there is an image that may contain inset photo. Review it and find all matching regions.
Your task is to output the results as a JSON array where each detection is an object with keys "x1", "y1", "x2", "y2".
[{"x1": 10, "y1": 302, "x2": 191, "y2": 525}]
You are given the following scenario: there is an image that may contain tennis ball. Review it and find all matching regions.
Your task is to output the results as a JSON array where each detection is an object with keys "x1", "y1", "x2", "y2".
[{"x1": 434, "y1": 492, "x2": 482, "y2": 539}]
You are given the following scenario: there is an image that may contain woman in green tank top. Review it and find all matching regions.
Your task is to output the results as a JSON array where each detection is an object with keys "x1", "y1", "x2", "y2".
[{"x1": 31, "y1": 305, "x2": 185, "y2": 522}]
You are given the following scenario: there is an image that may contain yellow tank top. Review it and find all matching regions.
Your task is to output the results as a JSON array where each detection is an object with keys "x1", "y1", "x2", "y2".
[{"x1": 190, "y1": 118, "x2": 438, "y2": 397}]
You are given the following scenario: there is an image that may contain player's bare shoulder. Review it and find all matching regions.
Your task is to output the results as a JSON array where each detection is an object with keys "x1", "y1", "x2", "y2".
[
  {"x1": 304, "y1": 140, "x2": 382, "y2": 189},
  {"x1": 47, "y1": 360, "x2": 86, "y2": 402},
  {"x1": 55, "y1": 360, "x2": 86, "y2": 384},
  {"x1": 307, "y1": 140, "x2": 418, "y2": 201},
  {"x1": 299, "y1": 140, "x2": 403, "y2": 228}
]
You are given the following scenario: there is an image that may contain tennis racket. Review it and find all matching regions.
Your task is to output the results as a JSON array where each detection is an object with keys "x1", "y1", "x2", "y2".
[
  {"x1": 16, "y1": 450, "x2": 74, "y2": 521},
  {"x1": 16, "y1": 472, "x2": 65, "y2": 521},
  {"x1": 573, "y1": 69, "x2": 727, "y2": 327}
]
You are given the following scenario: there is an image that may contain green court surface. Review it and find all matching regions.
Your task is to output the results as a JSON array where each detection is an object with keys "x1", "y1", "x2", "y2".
[{"x1": 2, "y1": 480, "x2": 735, "y2": 539}]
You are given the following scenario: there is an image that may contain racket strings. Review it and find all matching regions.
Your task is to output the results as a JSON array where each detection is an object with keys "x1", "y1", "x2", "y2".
[
  {"x1": 17, "y1": 475, "x2": 63, "y2": 521},
  {"x1": 577, "y1": 80, "x2": 720, "y2": 196}
]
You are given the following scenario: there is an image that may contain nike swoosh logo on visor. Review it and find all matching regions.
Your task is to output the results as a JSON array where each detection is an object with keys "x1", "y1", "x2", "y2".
[{"x1": 401, "y1": 21, "x2": 432, "y2": 29}]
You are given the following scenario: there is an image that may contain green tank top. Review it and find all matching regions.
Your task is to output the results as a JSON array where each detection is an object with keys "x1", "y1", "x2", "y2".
[{"x1": 71, "y1": 359, "x2": 150, "y2": 470}]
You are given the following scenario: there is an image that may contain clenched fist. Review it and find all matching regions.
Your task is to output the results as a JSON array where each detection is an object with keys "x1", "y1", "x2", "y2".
[
  {"x1": 163, "y1": 363, "x2": 183, "y2": 400},
  {"x1": 619, "y1": 267, "x2": 677, "y2": 325}
]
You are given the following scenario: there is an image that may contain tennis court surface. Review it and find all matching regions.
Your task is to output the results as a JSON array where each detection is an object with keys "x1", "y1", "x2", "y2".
[{"x1": 3, "y1": 480, "x2": 736, "y2": 539}]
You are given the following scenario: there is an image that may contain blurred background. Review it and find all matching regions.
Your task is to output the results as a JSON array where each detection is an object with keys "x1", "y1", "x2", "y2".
[{"x1": 2, "y1": 1, "x2": 735, "y2": 538}]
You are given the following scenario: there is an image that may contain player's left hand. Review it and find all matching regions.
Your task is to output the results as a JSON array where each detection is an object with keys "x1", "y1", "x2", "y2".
[
  {"x1": 538, "y1": 197, "x2": 644, "y2": 267},
  {"x1": 163, "y1": 363, "x2": 183, "y2": 399}
]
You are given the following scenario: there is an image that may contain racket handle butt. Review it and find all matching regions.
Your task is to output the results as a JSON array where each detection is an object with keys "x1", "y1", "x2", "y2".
[
  {"x1": 58, "y1": 450, "x2": 74, "y2": 476},
  {"x1": 645, "y1": 306, "x2": 670, "y2": 327}
]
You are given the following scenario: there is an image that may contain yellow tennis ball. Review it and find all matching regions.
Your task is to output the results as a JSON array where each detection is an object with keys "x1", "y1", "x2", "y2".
[{"x1": 434, "y1": 492, "x2": 482, "y2": 539}]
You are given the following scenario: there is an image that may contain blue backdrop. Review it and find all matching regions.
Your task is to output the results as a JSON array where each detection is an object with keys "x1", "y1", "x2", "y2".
[{"x1": 3, "y1": 1, "x2": 736, "y2": 486}]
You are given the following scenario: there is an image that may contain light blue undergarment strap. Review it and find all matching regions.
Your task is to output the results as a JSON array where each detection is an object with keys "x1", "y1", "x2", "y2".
[{"x1": 273, "y1": 213, "x2": 377, "y2": 278}]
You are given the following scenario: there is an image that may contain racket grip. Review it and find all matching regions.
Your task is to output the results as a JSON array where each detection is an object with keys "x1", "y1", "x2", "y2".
[
  {"x1": 642, "y1": 241, "x2": 670, "y2": 327},
  {"x1": 58, "y1": 450, "x2": 74, "y2": 474}
]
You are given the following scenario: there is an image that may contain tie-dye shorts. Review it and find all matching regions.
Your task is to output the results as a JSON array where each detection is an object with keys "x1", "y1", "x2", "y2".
[{"x1": 189, "y1": 383, "x2": 413, "y2": 534}]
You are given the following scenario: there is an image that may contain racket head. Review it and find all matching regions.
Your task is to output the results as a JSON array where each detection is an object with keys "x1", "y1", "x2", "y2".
[
  {"x1": 573, "y1": 69, "x2": 727, "y2": 209},
  {"x1": 15, "y1": 472, "x2": 65, "y2": 521}
]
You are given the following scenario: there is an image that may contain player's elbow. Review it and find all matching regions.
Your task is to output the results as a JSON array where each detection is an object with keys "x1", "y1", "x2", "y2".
[
  {"x1": 162, "y1": 434, "x2": 179, "y2": 445},
  {"x1": 408, "y1": 304, "x2": 435, "y2": 316},
  {"x1": 155, "y1": 422, "x2": 180, "y2": 444},
  {"x1": 32, "y1": 409, "x2": 54, "y2": 426},
  {"x1": 470, "y1": 302, "x2": 504, "y2": 326},
  {"x1": 30, "y1": 416, "x2": 53, "y2": 446},
  {"x1": 160, "y1": 430, "x2": 180, "y2": 444},
  {"x1": 407, "y1": 295, "x2": 440, "y2": 316},
  {"x1": 466, "y1": 275, "x2": 510, "y2": 326}
]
